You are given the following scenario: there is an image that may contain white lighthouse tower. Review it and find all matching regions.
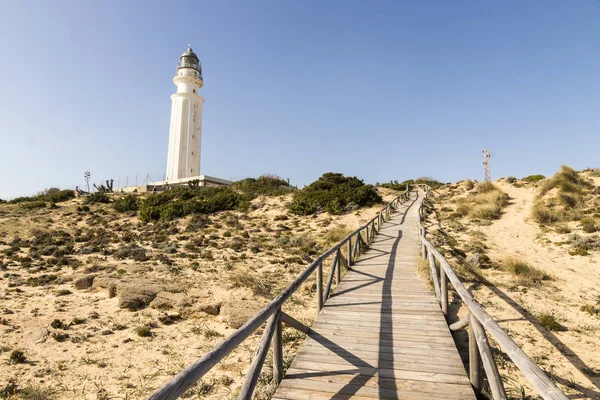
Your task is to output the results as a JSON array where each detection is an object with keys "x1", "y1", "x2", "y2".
[{"x1": 166, "y1": 46, "x2": 204, "y2": 181}]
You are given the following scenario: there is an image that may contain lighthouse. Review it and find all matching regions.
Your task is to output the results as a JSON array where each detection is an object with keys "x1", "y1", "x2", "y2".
[{"x1": 166, "y1": 46, "x2": 204, "y2": 181}]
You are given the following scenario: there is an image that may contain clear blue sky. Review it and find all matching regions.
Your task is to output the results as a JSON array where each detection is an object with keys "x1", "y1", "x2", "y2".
[{"x1": 1, "y1": 1, "x2": 599, "y2": 199}]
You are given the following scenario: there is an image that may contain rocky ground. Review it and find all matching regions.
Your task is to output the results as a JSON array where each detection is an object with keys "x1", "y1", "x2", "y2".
[{"x1": 0, "y1": 189, "x2": 398, "y2": 399}]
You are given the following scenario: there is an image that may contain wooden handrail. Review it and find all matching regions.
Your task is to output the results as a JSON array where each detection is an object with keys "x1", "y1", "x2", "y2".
[
  {"x1": 147, "y1": 190, "x2": 410, "y2": 400},
  {"x1": 416, "y1": 187, "x2": 567, "y2": 400}
]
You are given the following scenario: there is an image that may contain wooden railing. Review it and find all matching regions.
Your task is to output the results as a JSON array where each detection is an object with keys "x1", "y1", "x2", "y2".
[
  {"x1": 416, "y1": 187, "x2": 568, "y2": 400},
  {"x1": 148, "y1": 191, "x2": 411, "y2": 400}
]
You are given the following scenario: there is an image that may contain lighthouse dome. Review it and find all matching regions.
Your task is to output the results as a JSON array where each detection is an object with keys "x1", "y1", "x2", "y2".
[{"x1": 178, "y1": 46, "x2": 202, "y2": 76}]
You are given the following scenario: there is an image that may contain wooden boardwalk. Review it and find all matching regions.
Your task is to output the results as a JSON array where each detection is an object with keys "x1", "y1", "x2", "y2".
[{"x1": 273, "y1": 192, "x2": 476, "y2": 400}]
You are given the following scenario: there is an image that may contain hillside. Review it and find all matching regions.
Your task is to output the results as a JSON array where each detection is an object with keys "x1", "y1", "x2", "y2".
[
  {"x1": 424, "y1": 168, "x2": 600, "y2": 399},
  {"x1": 0, "y1": 175, "x2": 396, "y2": 399}
]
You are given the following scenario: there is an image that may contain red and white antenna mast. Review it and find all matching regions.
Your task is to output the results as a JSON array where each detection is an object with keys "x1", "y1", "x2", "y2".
[{"x1": 483, "y1": 149, "x2": 491, "y2": 182}]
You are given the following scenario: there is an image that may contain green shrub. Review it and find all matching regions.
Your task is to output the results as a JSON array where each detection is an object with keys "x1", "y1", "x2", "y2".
[
  {"x1": 8, "y1": 188, "x2": 75, "y2": 205},
  {"x1": 114, "y1": 246, "x2": 148, "y2": 261},
  {"x1": 85, "y1": 192, "x2": 110, "y2": 204},
  {"x1": 523, "y1": 174, "x2": 545, "y2": 182},
  {"x1": 113, "y1": 194, "x2": 139, "y2": 212},
  {"x1": 290, "y1": 173, "x2": 382, "y2": 215},
  {"x1": 231, "y1": 174, "x2": 294, "y2": 199},
  {"x1": 8, "y1": 349, "x2": 26, "y2": 364},
  {"x1": 43, "y1": 188, "x2": 75, "y2": 203},
  {"x1": 505, "y1": 176, "x2": 517, "y2": 184},
  {"x1": 377, "y1": 177, "x2": 444, "y2": 191},
  {"x1": 538, "y1": 313, "x2": 565, "y2": 331},
  {"x1": 25, "y1": 274, "x2": 58, "y2": 287},
  {"x1": 138, "y1": 186, "x2": 242, "y2": 222},
  {"x1": 20, "y1": 201, "x2": 47, "y2": 210}
]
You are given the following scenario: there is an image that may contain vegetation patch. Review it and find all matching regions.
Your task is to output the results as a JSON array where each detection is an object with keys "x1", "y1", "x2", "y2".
[
  {"x1": 499, "y1": 257, "x2": 550, "y2": 287},
  {"x1": 455, "y1": 183, "x2": 509, "y2": 221},
  {"x1": 523, "y1": 174, "x2": 546, "y2": 183},
  {"x1": 538, "y1": 313, "x2": 565, "y2": 331},
  {"x1": 530, "y1": 165, "x2": 595, "y2": 230},
  {"x1": 290, "y1": 173, "x2": 382, "y2": 215},
  {"x1": 138, "y1": 186, "x2": 242, "y2": 222},
  {"x1": 231, "y1": 174, "x2": 294, "y2": 199},
  {"x1": 113, "y1": 194, "x2": 140, "y2": 212},
  {"x1": 8, "y1": 188, "x2": 75, "y2": 205},
  {"x1": 377, "y1": 177, "x2": 444, "y2": 191}
]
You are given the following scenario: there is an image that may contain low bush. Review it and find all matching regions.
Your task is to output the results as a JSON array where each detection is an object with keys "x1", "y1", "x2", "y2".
[
  {"x1": 505, "y1": 176, "x2": 517, "y2": 184},
  {"x1": 20, "y1": 201, "x2": 47, "y2": 210},
  {"x1": 531, "y1": 203, "x2": 557, "y2": 225},
  {"x1": 523, "y1": 174, "x2": 545, "y2": 182},
  {"x1": 9, "y1": 188, "x2": 75, "y2": 205},
  {"x1": 231, "y1": 174, "x2": 294, "y2": 199},
  {"x1": 290, "y1": 173, "x2": 382, "y2": 215},
  {"x1": 85, "y1": 192, "x2": 110, "y2": 204},
  {"x1": 538, "y1": 313, "x2": 565, "y2": 331},
  {"x1": 377, "y1": 177, "x2": 444, "y2": 191},
  {"x1": 500, "y1": 257, "x2": 550, "y2": 286},
  {"x1": 114, "y1": 245, "x2": 148, "y2": 261},
  {"x1": 8, "y1": 349, "x2": 27, "y2": 364},
  {"x1": 580, "y1": 218, "x2": 598, "y2": 233},
  {"x1": 138, "y1": 186, "x2": 242, "y2": 222},
  {"x1": 113, "y1": 194, "x2": 139, "y2": 212}
]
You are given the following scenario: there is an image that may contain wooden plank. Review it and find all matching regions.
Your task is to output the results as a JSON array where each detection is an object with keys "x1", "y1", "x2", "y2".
[
  {"x1": 282, "y1": 368, "x2": 476, "y2": 397},
  {"x1": 301, "y1": 339, "x2": 464, "y2": 359},
  {"x1": 283, "y1": 360, "x2": 471, "y2": 384}
]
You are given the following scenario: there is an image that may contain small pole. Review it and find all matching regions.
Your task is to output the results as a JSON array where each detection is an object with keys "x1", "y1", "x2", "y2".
[
  {"x1": 347, "y1": 239, "x2": 353, "y2": 266},
  {"x1": 316, "y1": 262, "x2": 323, "y2": 312},
  {"x1": 441, "y1": 268, "x2": 448, "y2": 317},
  {"x1": 335, "y1": 249, "x2": 341, "y2": 284},
  {"x1": 273, "y1": 309, "x2": 283, "y2": 383},
  {"x1": 469, "y1": 312, "x2": 482, "y2": 393}
]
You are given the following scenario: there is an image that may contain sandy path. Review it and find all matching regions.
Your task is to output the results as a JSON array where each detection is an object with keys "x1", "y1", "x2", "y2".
[{"x1": 472, "y1": 182, "x2": 600, "y2": 398}]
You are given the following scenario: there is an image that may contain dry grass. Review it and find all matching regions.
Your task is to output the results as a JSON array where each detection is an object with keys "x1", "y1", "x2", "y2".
[
  {"x1": 531, "y1": 203, "x2": 558, "y2": 225},
  {"x1": 466, "y1": 187, "x2": 509, "y2": 220},
  {"x1": 500, "y1": 256, "x2": 550, "y2": 286},
  {"x1": 227, "y1": 268, "x2": 272, "y2": 297}
]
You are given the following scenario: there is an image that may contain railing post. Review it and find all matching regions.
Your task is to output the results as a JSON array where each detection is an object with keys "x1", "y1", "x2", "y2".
[
  {"x1": 347, "y1": 238, "x2": 353, "y2": 267},
  {"x1": 316, "y1": 262, "x2": 323, "y2": 312},
  {"x1": 335, "y1": 248, "x2": 341, "y2": 284},
  {"x1": 371, "y1": 220, "x2": 375, "y2": 241},
  {"x1": 441, "y1": 267, "x2": 448, "y2": 317},
  {"x1": 469, "y1": 312, "x2": 482, "y2": 393},
  {"x1": 365, "y1": 224, "x2": 370, "y2": 245},
  {"x1": 273, "y1": 309, "x2": 283, "y2": 384}
]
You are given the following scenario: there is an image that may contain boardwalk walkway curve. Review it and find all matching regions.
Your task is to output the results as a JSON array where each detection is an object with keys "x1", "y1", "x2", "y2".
[{"x1": 148, "y1": 188, "x2": 568, "y2": 400}]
